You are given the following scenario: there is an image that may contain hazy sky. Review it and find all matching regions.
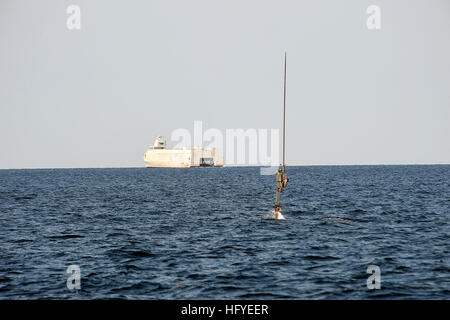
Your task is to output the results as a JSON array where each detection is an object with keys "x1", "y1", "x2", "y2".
[{"x1": 1, "y1": 0, "x2": 449, "y2": 168}]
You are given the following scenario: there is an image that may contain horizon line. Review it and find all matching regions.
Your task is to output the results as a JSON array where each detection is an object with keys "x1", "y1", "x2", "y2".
[{"x1": 1, "y1": 163, "x2": 449, "y2": 170}]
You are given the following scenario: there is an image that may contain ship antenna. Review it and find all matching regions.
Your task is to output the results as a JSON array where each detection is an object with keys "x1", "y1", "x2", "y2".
[
  {"x1": 283, "y1": 51, "x2": 287, "y2": 172},
  {"x1": 273, "y1": 51, "x2": 289, "y2": 220}
]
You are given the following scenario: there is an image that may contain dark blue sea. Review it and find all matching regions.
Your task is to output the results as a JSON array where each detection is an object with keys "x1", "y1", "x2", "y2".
[{"x1": 0, "y1": 166, "x2": 449, "y2": 299}]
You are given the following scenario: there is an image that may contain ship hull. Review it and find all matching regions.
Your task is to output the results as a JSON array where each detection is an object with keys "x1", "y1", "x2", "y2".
[{"x1": 144, "y1": 147, "x2": 223, "y2": 168}]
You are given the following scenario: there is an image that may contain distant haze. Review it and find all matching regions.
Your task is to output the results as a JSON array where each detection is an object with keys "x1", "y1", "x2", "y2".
[{"x1": 1, "y1": 0, "x2": 449, "y2": 169}]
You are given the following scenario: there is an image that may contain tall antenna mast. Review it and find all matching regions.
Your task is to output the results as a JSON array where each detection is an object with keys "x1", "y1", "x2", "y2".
[
  {"x1": 282, "y1": 51, "x2": 287, "y2": 170},
  {"x1": 273, "y1": 51, "x2": 289, "y2": 219}
]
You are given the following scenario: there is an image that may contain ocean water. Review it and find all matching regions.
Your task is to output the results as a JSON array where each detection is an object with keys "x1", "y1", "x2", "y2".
[{"x1": 0, "y1": 165, "x2": 448, "y2": 299}]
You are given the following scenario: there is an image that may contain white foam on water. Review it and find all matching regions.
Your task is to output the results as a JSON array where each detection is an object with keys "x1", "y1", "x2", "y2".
[{"x1": 263, "y1": 210, "x2": 286, "y2": 220}]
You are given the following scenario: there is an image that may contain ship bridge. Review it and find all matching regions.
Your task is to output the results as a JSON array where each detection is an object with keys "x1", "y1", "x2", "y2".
[{"x1": 152, "y1": 136, "x2": 166, "y2": 149}]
